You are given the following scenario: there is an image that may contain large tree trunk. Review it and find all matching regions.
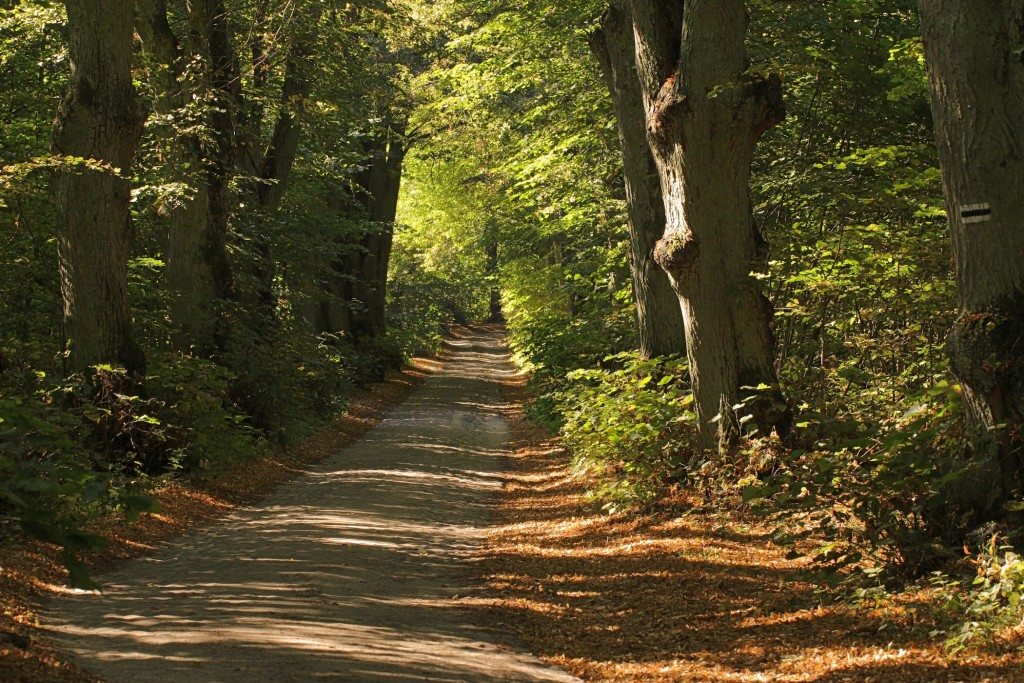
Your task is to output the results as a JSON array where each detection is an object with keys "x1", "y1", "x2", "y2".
[
  {"x1": 312, "y1": 269, "x2": 353, "y2": 337},
  {"x1": 137, "y1": 0, "x2": 233, "y2": 355},
  {"x1": 180, "y1": 0, "x2": 237, "y2": 353},
  {"x1": 365, "y1": 133, "x2": 406, "y2": 337},
  {"x1": 919, "y1": 0, "x2": 1024, "y2": 494},
  {"x1": 589, "y1": 0, "x2": 685, "y2": 358},
  {"x1": 52, "y1": 0, "x2": 145, "y2": 374},
  {"x1": 188, "y1": 0, "x2": 255, "y2": 330},
  {"x1": 236, "y1": 21, "x2": 318, "y2": 321},
  {"x1": 629, "y1": 0, "x2": 788, "y2": 448},
  {"x1": 310, "y1": 189, "x2": 358, "y2": 338},
  {"x1": 346, "y1": 129, "x2": 406, "y2": 341}
]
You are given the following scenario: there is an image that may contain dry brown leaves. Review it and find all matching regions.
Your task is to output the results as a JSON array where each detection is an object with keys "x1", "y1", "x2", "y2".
[
  {"x1": 472, "y1": 379, "x2": 1024, "y2": 682},
  {"x1": 0, "y1": 359, "x2": 435, "y2": 682}
]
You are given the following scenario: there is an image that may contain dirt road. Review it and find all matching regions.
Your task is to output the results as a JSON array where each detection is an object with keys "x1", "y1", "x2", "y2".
[{"x1": 43, "y1": 328, "x2": 577, "y2": 682}]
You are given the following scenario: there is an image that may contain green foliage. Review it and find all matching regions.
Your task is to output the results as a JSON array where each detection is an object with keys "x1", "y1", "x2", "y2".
[
  {"x1": 1, "y1": 0, "x2": 1021, "y2": 643},
  {"x1": 0, "y1": 395, "x2": 156, "y2": 588},
  {"x1": 0, "y1": 397, "x2": 92, "y2": 543},
  {"x1": 397, "y1": 0, "x2": 635, "y2": 397},
  {"x1": 742, "y1": 381, "x2": 980, "y2": 578},
  {"x1": 0, "y1": 0, "x2": 433, "y2": 583},
  {"x1": 224, "y1": 321, "x2": 356, "y2": 445},
  {"x1": 387, "y1": 249, "x2": 465, "y2": 357},
  {"x1": 554, "y1": 353, "x2": 695, "y2": 509},
  {"x1": 145, "y1": 353, "x2": 264, "y2": 474},
  {"x1": 940, "y1": 538, "x2": 1024, "y2": 651}
]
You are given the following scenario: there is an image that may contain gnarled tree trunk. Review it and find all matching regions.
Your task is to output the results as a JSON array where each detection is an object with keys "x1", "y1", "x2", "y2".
[
  {"x1": 919, "y1": 0, "x2": 1024, "y2": 497},
  {"x1": 629, "y1": 0, "x2": 788, "y2": 448},
  {"x1": 53, "y1": 0, "x2": 145, "y2": 374},
  {"x1": 589, "y1": 0, "x2": 685, "y2": 358}
]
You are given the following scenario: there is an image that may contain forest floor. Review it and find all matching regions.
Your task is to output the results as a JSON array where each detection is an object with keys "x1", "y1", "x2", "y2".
[{"x1": 473, "y1": 380, "x2": 1024, "y2": 681}]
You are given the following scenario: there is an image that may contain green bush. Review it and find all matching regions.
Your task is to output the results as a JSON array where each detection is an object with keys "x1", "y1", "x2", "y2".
[
  {"x1": 387, "y1": 248, "x2": 470, "y2": 359},
  {"x1": 511, "y1": 312, "x2": 612, "y2": 381},
  {"x1": 0, "y1": 395, "x2": 155, "y2": 587},
  {"x1": 940, "y1": 537, "x2": 1024, "y2": 651},
  {"x1": 225, "y1": 320, "x2": 354, "y2": 444},
  {"x1": 554, "y1": 353, "x2": 696, "y2": 509},
  {"x1": 742, "y1": 381, "x2": 1011, "y2": 580},
  {"x1": 146, "y1": 352, "x2": 264, "y2": 475}
]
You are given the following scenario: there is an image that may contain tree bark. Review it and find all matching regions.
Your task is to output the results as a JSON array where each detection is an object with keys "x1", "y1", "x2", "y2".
[
  {"x1": 919, "y1": 0, "x2": 1024, "y2": 493},
  {"x1": 258, "y1": 46, "x2": 312, "y2": 213},
  {"x1": 486, "y1": 238, "x2": 503, "y2": 323},
  {"x1": 52, "y1": 0, "x2": 145, "y2": 374},
  {"x1": 589, "y1": 0, "x2": 685, "y2": 358},
  {"x1": 312, "y1": 191, "x2": 358, "y2": 338},
  {"x1": 137, "y1": 0, "x2": 233, "y2": 355},
  {"x1": 346, "y1": 128, "x2": 406, "y2": 341},
  {"x1": 237, "y1": 18, "x2": 319, "y2": 320},
  {"x1": 629, "y1": 0, "x2": 788, "y2": 448},
  {"x1": 366, "y1": 133, "x2": 406, "y2": 337}
]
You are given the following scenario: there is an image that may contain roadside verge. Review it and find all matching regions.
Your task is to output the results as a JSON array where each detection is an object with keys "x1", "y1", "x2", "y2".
[{"x1": 0, "y1": 357, "x2": 439, "y2": 682}]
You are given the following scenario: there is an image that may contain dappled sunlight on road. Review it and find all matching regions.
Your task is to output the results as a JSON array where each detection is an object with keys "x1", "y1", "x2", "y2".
[{"x1": 43, "y1": 328, "x2": 578, "y2": 682}]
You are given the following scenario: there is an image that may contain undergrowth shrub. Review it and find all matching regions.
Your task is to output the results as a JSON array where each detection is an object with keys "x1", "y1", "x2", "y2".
[
  {"x1": 742, "y1": 380, "x2": 1023, "y2": 582},
  {"x1": 146, "y1": 352, "x2": 263, "y2": 475},
  {"x1": 0, "y1": 394, "x2": 155, "y2": 587},
  {"x1": 388, "y1": 250, "x2": 470, "y2": 358},
  {"x1": 509, "y1": 310, "x2": 633, "y2": 430},
  {"x1": 500, "y1": 256, "x2": 634, "y2": 393},
  {"x1": 0, "y1": 396, "x2": 89, "y2": 532},
  {"x1": 938, "y1": 537, "x2": 1024, "y2": 651},
  {"x1": 348, "y1": 333, "x2": 405, "y2": 382},
  {"x1": 226, "y1": 320, "x2": 354, "y2": 444},
  {"x1": 542, "y1": 343, "x2": 1024, "y2": 647},
  {"x1": 554, "y1": 353, "x2": 695, "y2": 510},
  {"x1": 297, "y1": 334, "x2": 359, "y2": 415}
]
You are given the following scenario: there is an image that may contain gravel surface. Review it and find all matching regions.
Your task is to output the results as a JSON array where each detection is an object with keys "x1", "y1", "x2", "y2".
[{"x1": 43, "y1": 328, "x2": 578, "y2": 682}]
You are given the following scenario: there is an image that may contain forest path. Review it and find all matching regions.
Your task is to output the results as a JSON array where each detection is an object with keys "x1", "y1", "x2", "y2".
[{"x1": 42, "y1": 328, "x2": 578, "y2": 683}]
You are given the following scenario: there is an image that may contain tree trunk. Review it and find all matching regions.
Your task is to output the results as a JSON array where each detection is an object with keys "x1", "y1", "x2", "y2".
[
  {"x1": 629, "y1": 0, "x2": 788, "y2": 448},
  {"x1": 236, "y1": 20, "x2": 318, "y2": 321},
  {"x1": 313, "y1": 273, "x2": 353, "y2": 337},
  {"x1": 347, "y1": 129, "x2": 406, "y2": 341},
  {"x1": 311, "y1": 189, "x2": 357, "y2": 338},
  {"x1": 919, "y1": 0, "x2": 1024, "y2": 494},
  {"x1": 52, "y1": 0, "x2": 145, "y2": 374},
  {"x1": 486, "y1": 239, "x2": 503, "y2": 323},
  {"x1": 258, "y1": 45, "x2": 313, "y2": 213},
  {"x1": 366, "y1": 133, "x2": 406, "y2": 337},
  {"x1": 589, "y1": 0, "x2": 685, "y2": 358},
  {"x1": 137, "y1": 0, "x2": 233, "y2": 355}
]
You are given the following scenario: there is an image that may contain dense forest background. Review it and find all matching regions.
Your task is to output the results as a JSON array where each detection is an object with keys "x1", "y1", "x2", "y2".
[{"x1": 2, "y1": 0, "x2": 1023, "y2": 652}]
